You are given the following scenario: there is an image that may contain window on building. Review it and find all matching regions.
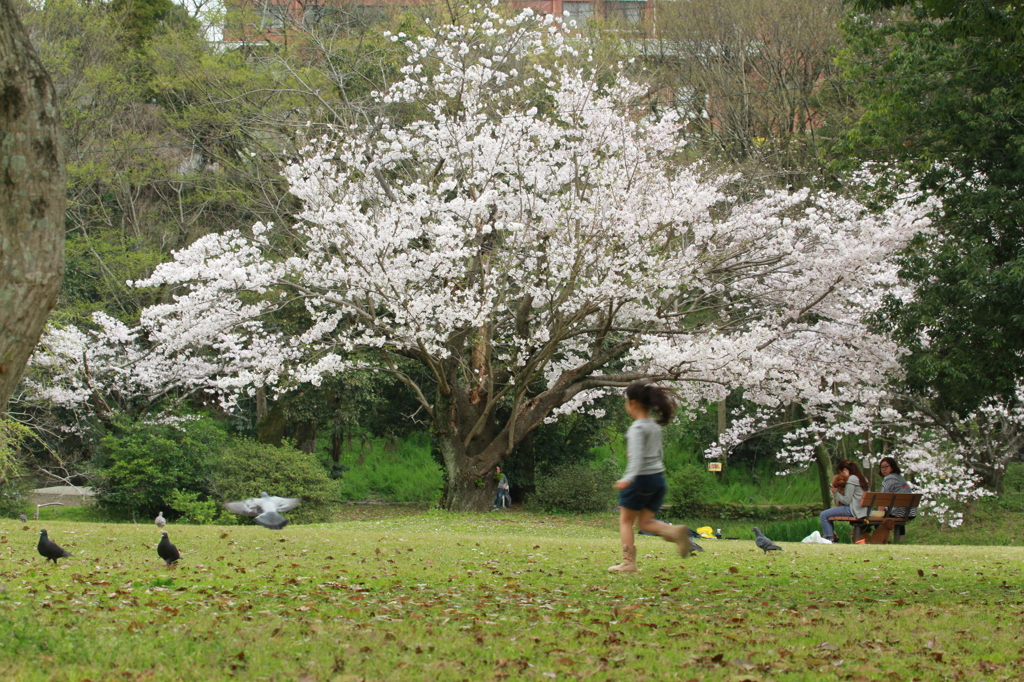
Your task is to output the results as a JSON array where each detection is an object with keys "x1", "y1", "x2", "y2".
[
  {"x1": 604, "y1": 1, "x2": 644, "y2": 24},
  {"x1": 563, "y1": 1, "x2": 593, "y2": 27},
  {"x1": 303, "y1": 3, "x2": 387, "y2": 29},
  {"x1": 260, "y1": 1, "x2": 289, "y2": 30}
]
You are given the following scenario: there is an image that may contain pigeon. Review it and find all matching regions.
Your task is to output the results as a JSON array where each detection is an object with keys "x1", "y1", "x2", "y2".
[
  {"x1": 223, "y1": 492, "x2": 301, "y2": 530},
  {"x1": 690, "y1": 540, "x2": 705, "y2": 553},
  {"x1": 157, "y1": 531, "x2": 180, "y2": 566},
  {"x1": 18, "y1": 512, "x2": 27, "y2": 523},
  {"x1": 155, "y1": 511, "x2": 166, "y2": 529},
  {"x1": 753, "y1": 527, "x2": 783, "y2": 554},
  {"x1": 37, "y1": 529, "x2": 72, "y2": 564}
]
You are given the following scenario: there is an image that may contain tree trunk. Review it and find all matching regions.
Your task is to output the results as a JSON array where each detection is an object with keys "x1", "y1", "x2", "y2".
[
  {"x1": 434, "y1": 386, "x2": 504, "y2": 511},
  {"x1": 814, "y1": 441, "x2": 833, "y2": 509},
  {"x1": 294, "y1": 421, "x2": 317, "y2": 454},
  {"x1": 717, "y1": 398, "x2": 727, "y2": 472},
  {"x1": 257, "y1": 401, "x2": 286, "y2": 446},
  {"x1": 330, "y1": 432, "x2": 342, "y2": 464},
  {"x1": 0, "y1": 0, "x2": 66, "y2": 414}
]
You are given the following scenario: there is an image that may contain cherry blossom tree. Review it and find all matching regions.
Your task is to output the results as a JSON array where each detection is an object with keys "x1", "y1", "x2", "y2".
[
  {"x1": 25, "y1": 5, "x2": 934, "y2": 510},
  {"x1": 706, "y1": 373, "x2": 1022, "y2": 526}
]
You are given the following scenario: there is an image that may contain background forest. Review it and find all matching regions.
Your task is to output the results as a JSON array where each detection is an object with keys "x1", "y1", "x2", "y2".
[{"x1": 4, "y1": 0, "x2": 1023, "y2": 527}]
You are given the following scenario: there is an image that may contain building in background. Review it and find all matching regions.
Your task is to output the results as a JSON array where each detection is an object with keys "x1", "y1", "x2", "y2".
[{"x1": 223, "y1": 0, "x2": 653, "y2": 46}]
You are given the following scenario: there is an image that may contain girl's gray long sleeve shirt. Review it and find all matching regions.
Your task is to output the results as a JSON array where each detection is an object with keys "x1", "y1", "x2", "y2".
[
  {"x1": 622, "y1": 418, "x2": 666, "y2": 482},
  {"x1": 836, "y1": 474, "x2": 868, "y2": 518}
]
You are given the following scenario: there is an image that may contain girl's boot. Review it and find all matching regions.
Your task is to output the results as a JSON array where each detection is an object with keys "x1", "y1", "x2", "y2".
[
  {"x1": 608, "y1": 545, "x2": 637, "y2": 572},
  {"x1": 660, "y1": 524, "x2": 693, "y2": 558}
]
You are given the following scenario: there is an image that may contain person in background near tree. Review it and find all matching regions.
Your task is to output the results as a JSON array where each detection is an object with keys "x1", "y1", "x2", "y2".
[
  {"x1": 493, "y1": 466, "x2": 511, "y2": 510},
  {"x1": 608, "y1": 381, "x2": 692, "y2": 572},
  {"x1": 819, "y1": 459, "x2": 870, "y2": 543},
  {"x1": 879, "y1": 456, "x2": 917, "y2": 540}
]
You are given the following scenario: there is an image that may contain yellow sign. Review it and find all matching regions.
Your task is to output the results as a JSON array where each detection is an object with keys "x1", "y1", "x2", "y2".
[{"x1": 708, "y1": 462, "x2": 722, "y2": 472}]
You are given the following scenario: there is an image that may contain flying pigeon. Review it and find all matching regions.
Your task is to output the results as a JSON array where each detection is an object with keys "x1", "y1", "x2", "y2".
[
  {"x1": 223, "y1": 492, "x2": 301, "y2": 530},
  {"x1": 690, "y1": 540, "x2": 705, "y2": 553},
  {"x1": 157, "y1": 531, "x2": 180, "y2": 566},
  {"x1": 752, "y1": 527, "x2": 783, "y2": 554},
  {"x1": 19, "y1": 512, "x2": 27, "y2": 523},
  {"x1": 155, "y1": 511, "x2": 166, "y2": 529},
  {"x1": 37, "y1": 529, "x2": 72, "y2": 564}
]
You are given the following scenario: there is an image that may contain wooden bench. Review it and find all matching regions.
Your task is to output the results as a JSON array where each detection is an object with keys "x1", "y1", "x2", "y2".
[{"x1": 830, "y1": 492, "x2": 922, "y2": 543}]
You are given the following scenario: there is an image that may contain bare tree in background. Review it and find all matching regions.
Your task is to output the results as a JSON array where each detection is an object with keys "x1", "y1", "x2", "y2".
[
  {"x1": 646, "y1": 0, "x2": 849, "y2": 178},
  {"x1": 0, "y1": 0, "x2": 65, "y2": 414}
]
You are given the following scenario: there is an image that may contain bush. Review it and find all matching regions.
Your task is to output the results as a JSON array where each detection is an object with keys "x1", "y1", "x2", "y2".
[
  {"x1": 167, "y1": 488, "x2": 234, "y2": 525},
  {"x1": 671, "y1": 501, "x2": 821, "y2": 521},
  {"x1": 93, "y1": 416, "x2": 228, "y2": 520},
  {"x1": 665, "y1": 465, "x2": 717, "y2": 516},
  {"x1": 0, "y1": 419, "x2": 34, "y2": 517},
  {"x1": 211, "y1": 438, "x2": 341, "y2": 524},
  {"x1": 530, "y1": 461, "x2": 618, "y2": 513}
]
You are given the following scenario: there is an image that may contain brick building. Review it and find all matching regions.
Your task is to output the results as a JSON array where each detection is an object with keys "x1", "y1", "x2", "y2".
[{"x1": 223, "y1": 0, "x2": 653, "y2": 45}]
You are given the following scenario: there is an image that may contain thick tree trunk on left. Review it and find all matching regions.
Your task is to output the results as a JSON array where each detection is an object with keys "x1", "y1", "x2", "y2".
[{"x1": 0, "y1": 0, "x2": 65, "y2": 414}]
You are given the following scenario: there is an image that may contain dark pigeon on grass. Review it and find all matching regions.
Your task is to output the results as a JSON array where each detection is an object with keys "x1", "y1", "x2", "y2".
[
  {"x1": 753, "y1": 527, "x2": 783, "y2": 554},
  {"x1": 19, "y1": 512, "x2": 27, "y2": 523},
  {"x1": 37, "y1": 529, "x2": 72, "y2": 564},
  {"x1": 689, "y1": 540, "x2": 704, "y2": 553},
  {"x1": 223, "y1": 492, "x2": 301, "y2": 530},
  {"x1": 157, "y1": 531, "x2": 180, "y2": 566}
]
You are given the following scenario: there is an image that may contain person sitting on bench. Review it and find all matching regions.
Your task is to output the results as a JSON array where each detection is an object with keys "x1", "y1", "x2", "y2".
[
  {"x1": 879, "y1": 457, "x2": 917, "y2": 539},
  {"x1": 820, "y1": 459, "x2": 869, "y2": 543}
]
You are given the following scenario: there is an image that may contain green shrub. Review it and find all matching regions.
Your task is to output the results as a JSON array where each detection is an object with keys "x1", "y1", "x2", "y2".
[
  {"x1": 0, "y1": 419, "x2": 34, "y2": 517},
  {"x1": 673, "y1": 501, "x2": 821, "y2": 521},
  {"x1": 211, "y1": 438, "x2": 341, "y2": 524},
  {"x1": 167, "y1": 488, "x2": 234, "y2": 525},
  {"x1": 665, "y1": 465, "x2": 717, "y2": 516},
  {"x1": 529, "y1": 461, "x2": 618, "y2": 513},
  {"x1": 93, "y1": 416, "x2": 228, "y2": 520}
]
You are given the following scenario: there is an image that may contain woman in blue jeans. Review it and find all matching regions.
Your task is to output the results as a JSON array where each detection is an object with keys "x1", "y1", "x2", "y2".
[
  {"x1": 608, "y1": 381, "x2": 692, "y2": 572},
  {"x1": 819, "y1": 459, "x2": 870, "y2": 542}
]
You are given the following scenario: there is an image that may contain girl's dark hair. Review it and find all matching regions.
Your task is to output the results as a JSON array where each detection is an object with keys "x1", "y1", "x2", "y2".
[
  {"x1": 879, "y1": 456, "x2": 902, "y2": 476},
  {"x1": 836, "y1": 460, "x2": 869, "y2": 489},
  {"x1": 625, "y1": 381, "x2": 676, "y2": 426}
]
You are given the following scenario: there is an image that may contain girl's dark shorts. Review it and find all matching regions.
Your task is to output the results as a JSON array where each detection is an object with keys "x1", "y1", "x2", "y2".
[{"x1": 618, "y1": 472, "x2": 666, "y2": 513}]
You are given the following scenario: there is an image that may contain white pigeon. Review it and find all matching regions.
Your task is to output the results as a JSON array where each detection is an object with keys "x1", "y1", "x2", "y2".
[
  {"x1": 223, "y1": 492, "x2": 301, "y2": 530},
  {"x1": 155, "y1": 511, "x2": 166, "y2": 529}
]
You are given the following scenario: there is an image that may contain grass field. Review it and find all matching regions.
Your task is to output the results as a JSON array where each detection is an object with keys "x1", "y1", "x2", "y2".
[{"x1": 2, "y1": 509, "x2": 1023, "y2": 681}]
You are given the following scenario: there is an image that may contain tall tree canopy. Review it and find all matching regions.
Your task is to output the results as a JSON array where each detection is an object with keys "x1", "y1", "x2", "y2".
[{"x1": 839, "y1": 0, "x2": 1024, "y2": 415}]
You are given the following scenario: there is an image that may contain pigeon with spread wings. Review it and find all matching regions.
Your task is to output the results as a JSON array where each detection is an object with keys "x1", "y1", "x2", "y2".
[{"x1": 223, "y1": 492, "x2": 301, "y2": 530}]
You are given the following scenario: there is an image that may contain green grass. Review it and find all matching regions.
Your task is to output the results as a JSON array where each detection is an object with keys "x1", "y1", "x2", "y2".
[
  {"x1": 326, "y1": 433, "x2": 444, "y2": 504},
  {"x1": 2, "y1": 510, "x2": 1023, "y2": 681}
]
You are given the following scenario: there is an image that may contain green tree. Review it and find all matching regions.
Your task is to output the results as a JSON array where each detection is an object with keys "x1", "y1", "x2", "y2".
[
  {"x1": 838, "y1": 0, "x2": 1024, "y2": 415},
  {"x1": 93, "y1": 416, "x2": 229, "y2": 518}
]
